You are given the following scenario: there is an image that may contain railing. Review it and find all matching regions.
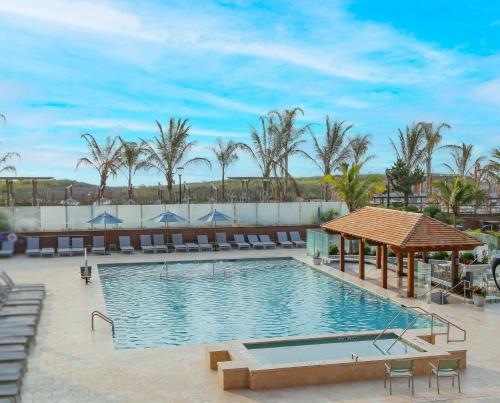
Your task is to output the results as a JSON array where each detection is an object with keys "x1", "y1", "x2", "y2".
[
  {"x1": 91, "y1": 310, "x2": 115, "y2": 336},
  {"x1": 351, "y1": 352, "x2": 359, "y2": 362},
  {"x1": 373, "y1": 305, "x2": 466, "y2": 353},
  {"x1": 421, "y1": 279, "x2": 471, "y2": 304},
  {"x1": 159, "y1": 261, "x2": 168, "y2": 279}
]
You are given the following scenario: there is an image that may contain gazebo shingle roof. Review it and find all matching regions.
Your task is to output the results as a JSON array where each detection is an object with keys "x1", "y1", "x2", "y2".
[{"x1": 321, "y1": 206, "x2": 483, "y2": 251}]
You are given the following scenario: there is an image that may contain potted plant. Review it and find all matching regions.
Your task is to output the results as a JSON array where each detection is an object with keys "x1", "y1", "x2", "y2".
[
  {"x1": 329, "y1": 244, "x2": 339, "y2": 256},
  {"x1": 472, "y1": 286, "x2": 486, "y2": 307},
  {"x1": 312, "y1": 250, "x2": 322, "y2": 265}
]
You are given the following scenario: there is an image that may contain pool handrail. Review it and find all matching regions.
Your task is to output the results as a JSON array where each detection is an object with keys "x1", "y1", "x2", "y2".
[{"x1": 373, "y1": 304, "x2": 466, "y2": 350}]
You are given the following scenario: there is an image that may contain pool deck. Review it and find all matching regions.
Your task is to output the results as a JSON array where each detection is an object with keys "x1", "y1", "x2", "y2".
[{"x1": 2, "y1": 249, "x2": 500, "y2": 402}]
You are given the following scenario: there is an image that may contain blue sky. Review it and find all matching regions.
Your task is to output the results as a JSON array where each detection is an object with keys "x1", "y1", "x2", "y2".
[{"x1": 0, "y1": 0, "x2": 499, "y2": 186}]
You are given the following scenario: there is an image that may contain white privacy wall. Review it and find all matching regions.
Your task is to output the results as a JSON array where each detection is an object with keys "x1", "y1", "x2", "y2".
[{"x1": 1, "y1": 202, "x2": 347, "y2": 232}]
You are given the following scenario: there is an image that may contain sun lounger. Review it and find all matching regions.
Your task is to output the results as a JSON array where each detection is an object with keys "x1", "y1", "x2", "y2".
[
  {"x1": 140, "y1": 235, "x2": 155, "y2": 253},
  {"x1": 171, "y1": 234, "x2": 188, "y2": 252},
  {"x1": 185, "y1": 239, "x2": 200, "y2": 252},
  {"x1": 152, "y1": 234, "x2": 168, "y2": 253},
  {"x1": 0, "y1": 362, "x2": 24, "y2": 374},
  {"x1": 57, "y1": 237, "x2": 72, "y2": 256},
  {"x1": 0, "y1": 242, "x2": 14, "y2": 258},
  {"x1": 0, "y1": 383, "x2": 20, "y2": 403},
  {"x1": 1, "y1": 272, "x2": 45, "y2": 293},
  {"x1": 215, "y1": 233, "x2": 231, "y2": 250},
  {"x1": 197, "y1": 235, "x2": 213, "y2": 251},
  {"x1": 259, "y1": 235, "x2": 276, "y2": 249},
  {"x1": 289, "y1": 231, "x2": 306, "y2": 248},
  {"x1": 41, "y1": 247, "x2": 55, "y2": 257},
  {"x1": 276, "y1": 232, "x2": 293, "y2": 248},
  {"x1": 233, "y1": 234, "x2": 250, "y2": 249},
  {"x1": 0, "y1": 286, "x2": 44, "y2": 301},
  {"x1": 71, "y1": 237, "x2": 85, "y2": 256},
  {"x1": 92, "y1": 236, "x2": 106, "y2": 255},
  {"x1": 0, "y1": 337, "x2": 28, "y2": 347},
  {"x1": 118, "y1": 236, "x2": 135, "y2": 254},
  {"x1": 25, "y1": 237, "x2": 41, "y2": 257},
  {"x1": 248, "y1": 235, "x2": 264, "y2": 249}
]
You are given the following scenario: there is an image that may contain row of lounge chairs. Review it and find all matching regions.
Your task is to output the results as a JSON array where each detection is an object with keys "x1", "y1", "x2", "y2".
[
  {"x1": 0, "y1": 271, "x2": 45, "y2": 402},
  {"x1": 132, "y1": 231, "x2": 305, "y2": 253},
  {"x1": 22, "y1": 231, "x2": 306, "y2": 256}
]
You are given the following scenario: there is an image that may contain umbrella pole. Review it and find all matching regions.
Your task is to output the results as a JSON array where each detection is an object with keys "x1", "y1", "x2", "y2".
[{"x1": 104, "y1": 222, "x2": 107, "y2": 255}]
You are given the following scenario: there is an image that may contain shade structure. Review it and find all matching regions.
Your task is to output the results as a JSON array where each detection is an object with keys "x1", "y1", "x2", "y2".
[
  {"x1": 198, "y1": 209, "x2": 232, "y2": 226},
  {"x1": 88, "y1": 212, "x2": 123, "y2": 225},
  {"x1": 88, "y1": 212, "x2": 123, "y2": 254},
  {"x1": 153, "y1": 211, "x2": 187, "y2": 224}
]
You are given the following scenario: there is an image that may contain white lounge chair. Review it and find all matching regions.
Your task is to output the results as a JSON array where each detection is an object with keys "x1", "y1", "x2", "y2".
[
  {"x1": 171, "y1": 234, "x2": 188, "y2": 252},
  {"x1": 259, "y1": 235, "x2": 276, "y2": 249},
  {"x1": 25, "y1": 237, "x2": 41, "y2": 257},
  {"x1": 215, "y1": 233, "x2": 231, "y2": 250},
  {"x1": 197, "y1": 235, "x2": 213, "y2": 251},
  {"x1": 118, "y1": 236, "x2": 135, "y2": 254},
  {"x1": 40, "y1": 247, "x2": 55, "y2": 257},
  {"x1": 57, "y1": 237, "x2": 71, "y2": 256},
  {"x1": 0, "y1": 241, "x2": 14, "y2": 258},
  {"x1": 233, "y1": 234, "x2": 250, "y2": 249},
  {"x1": 140, "y1": 235, "x2": 155, "y2": 253},
  {"x1": 92, "y1": 236, "x2": 106, "y2": 255},
  {"x1": 71, "y1": 237, "x2": 85, "y2": 256},
  {"x1": 248, "y1": 235, "x2": 264, "y2": 249},
  {"x1": 1, "y1": 272, "x2": 45, "y2": 293},
  {"x1": 276, "y1": 232, "x2": 293, "y2": 248},
  {"x1": 152, "y1": 234, "x2": 168, "y2": 253},
  {"x1": 289, "y1": 231, "x2": 306, "y2": 248}
]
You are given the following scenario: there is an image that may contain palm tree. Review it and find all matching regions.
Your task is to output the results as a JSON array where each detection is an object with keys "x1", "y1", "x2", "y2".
[
  {"x1": 240, "y1": 116, "x2": 280, "y2": 202},
  {"x1": 268, "y1": 107, "x2": 310, "y2": 201},
  {"x1": 76, "y1": 134, "x2": 122, "y2": 204},
  {"x1": 390, "y1": 123, "x2": 426, "y2": 167},
  {"x1": 348, "y1": 133, "x2": 373, "y2": 165},
  {"x1": 309, "y1": 116, "x2": 352, "y2": 200},
  {"x1": 211, "y1": 138, "x2": 243, "y2": 201},
  {"x1": 141, "y1": 118, "x2": 211, "y2": 203},
  {"x1": 419, "y1": 121, "x2": 450, "y2": 195},
  {"x1": 487, "y1": 148, "x2": 500, "y2": 185},
  {"x1": 0, "y1": 145, "x2": 20, "y2": 174},
  {"x1": 324, "y1": 163, "x2": 385, "y2": 212},
  {"x1": 443, "y1": 143, "x2": 483, "y2": 177},
  {"x1": 118, "y1": 138, "x2": 147, "y2": 203},
  {"x1": 433, "y1": 177, "x2": 485, "y2": 227}
]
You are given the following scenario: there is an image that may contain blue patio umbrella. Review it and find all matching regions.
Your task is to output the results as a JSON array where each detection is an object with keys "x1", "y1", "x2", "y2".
[
  {"x1": 151, "y1": 210, "x2": 187, "y2": 244},
  {"x1": 88, "y1": 212, "x2": 123, "y2": 251},
  {"x1": 197, "y1": 209, "x2": 233, "y2": 226}
]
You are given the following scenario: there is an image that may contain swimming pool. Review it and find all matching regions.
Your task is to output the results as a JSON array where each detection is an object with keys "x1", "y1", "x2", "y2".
[{"x1": 98, "y1": 258, "x2": 431, "y2": 349}]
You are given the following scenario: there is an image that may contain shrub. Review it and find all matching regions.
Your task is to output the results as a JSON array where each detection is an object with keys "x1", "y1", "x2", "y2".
[
  {"x1": 459, "y1": 252, "x2": 475, "y2": 264},
  {"x1": 364, "y1": 245, "x2": 374, "y2": 255},
  {"x1": 472, "y1": 286, "x2": 486, "y2": 297},
  {"x1": 423, "y1": 204, "x2": 440, "y2": 217},
  {"x1": 315, "y1": 208, "x2": 339, "y2": 224},
  {"x1": 402, "y1": 205, "x2": 419, "y2": 212},
  {"x1": 0, "y1": 211, "x2": 11, "y2": 231},
  {"x1": 432, "y1": 251, "x2": 449, "y2": 260},
  {"x1": 329, "y1": 244, "x2": 339, "y2": 255}
]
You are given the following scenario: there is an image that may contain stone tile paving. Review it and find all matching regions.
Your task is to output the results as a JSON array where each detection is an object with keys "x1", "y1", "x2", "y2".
[{"x1": 1, "y1": 249, "x2": 499, "y2": 402}]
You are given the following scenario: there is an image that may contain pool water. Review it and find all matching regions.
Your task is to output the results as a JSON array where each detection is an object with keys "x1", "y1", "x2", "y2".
[
  {"x1": 245, "y1": 334, "x2": 424, "y2": 365},
  {"x1": 98, "y1": 258, "x2": 432, "y2": 349}
]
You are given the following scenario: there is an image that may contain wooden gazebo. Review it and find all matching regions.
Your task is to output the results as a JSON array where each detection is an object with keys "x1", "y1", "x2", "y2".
[{"x1": 321, "y1": 207, "x2": 483, "y2": 297}]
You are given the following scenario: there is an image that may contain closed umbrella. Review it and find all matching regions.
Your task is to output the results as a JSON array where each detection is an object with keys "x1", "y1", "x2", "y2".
[
  {"x1": 197, "y1": 209, "x2": 233, "y2": 226},
  {"x1": 151, "y1": 210, "x2": 187, "y2": 244},
  {"x1": 88, "y1": 212, "x2": 123, "y2": 252}
]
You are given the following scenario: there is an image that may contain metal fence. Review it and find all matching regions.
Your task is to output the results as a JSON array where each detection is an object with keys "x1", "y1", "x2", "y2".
[{"x1": 0, "y1": 201, "x2": 347, "y2": 232}]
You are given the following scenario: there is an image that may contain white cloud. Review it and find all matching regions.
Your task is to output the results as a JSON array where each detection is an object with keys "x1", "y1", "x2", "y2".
[
  {"x1": 0, "y1": 0, "x2": 166, "y2": 42},
  {"x1": 470, "y1": 78, "x2": 500, "y2": 106}
]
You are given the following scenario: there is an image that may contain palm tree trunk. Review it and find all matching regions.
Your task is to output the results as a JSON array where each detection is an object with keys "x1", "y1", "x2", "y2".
[
  {"x1": 221, "y1": 166, "x2": 225, "y2": 201},
  {"x1": 128, "y1": 168, "x2": 133, "y2": 201},
  {"x1": 427, "y1": 160, "x2": 432, "y2": 195}
]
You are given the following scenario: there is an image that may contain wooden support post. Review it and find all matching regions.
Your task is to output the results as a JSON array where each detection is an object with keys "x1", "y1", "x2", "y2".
[
  {"x1": 451, "y1": 250, "x2": 459, "y2": 286},
  {"x1": 339, "y1": 234, "x2": 345, "y2": 272},
  {"x1": 382, "y1": 244, "x2": 388, "y2": 289},
  {"x1": 359, "y1": 239, "x2": 365, "y2": 280},
  {"x1": 376, "y1": 244, "x2": 381, "y2": 269},
  {"x1": 423, "y1": 252, "x2": 428, "y2": 263},
  {"x1": 407, "y1": 251, "x2": 415, "y2": 298},
  {"x1": 397, "y1": 252, "x2": 404, "y2": 277}
]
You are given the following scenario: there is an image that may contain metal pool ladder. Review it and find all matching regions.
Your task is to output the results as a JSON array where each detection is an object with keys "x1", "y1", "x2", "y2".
[
  {"x1": 373, "y1": 305, "x2": 466, "y2": 353},
  {"x1": 91, "y1": 310, "x2": 115, "y2": 336},
  {"x1": 159, "y1": 261, "x2": 168, "y2": 279}
]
